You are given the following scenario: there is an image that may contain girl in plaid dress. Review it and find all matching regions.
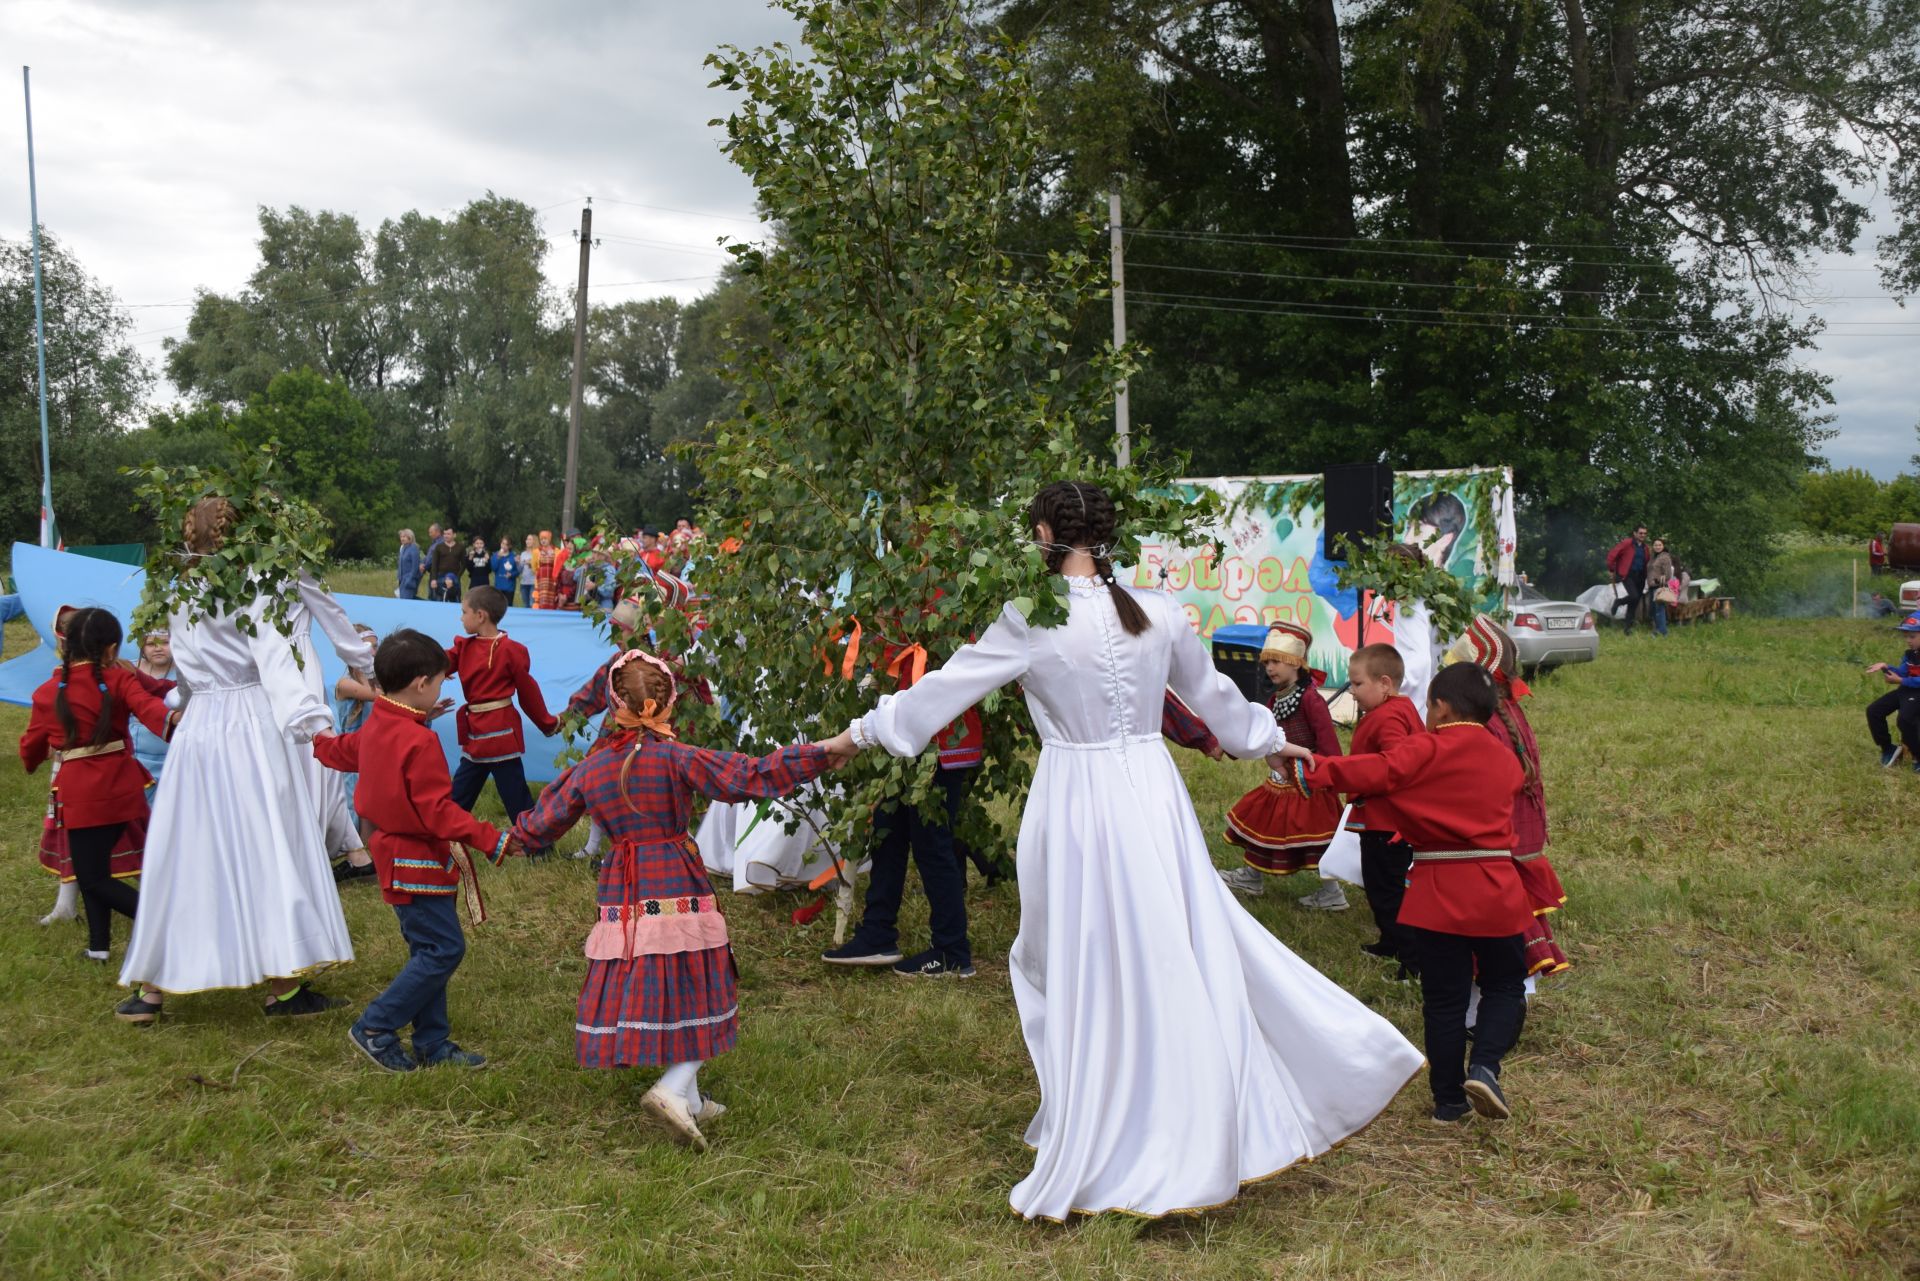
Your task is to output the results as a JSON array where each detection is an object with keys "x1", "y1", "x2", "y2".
[{"x1": 513, "y1": 650, "x2": 847, "y2": 1150}]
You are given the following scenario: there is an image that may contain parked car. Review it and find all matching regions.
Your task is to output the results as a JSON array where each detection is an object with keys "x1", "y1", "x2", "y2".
[{"x1": 1505, "y1": 583, "x2": 1598, "y2": 673}]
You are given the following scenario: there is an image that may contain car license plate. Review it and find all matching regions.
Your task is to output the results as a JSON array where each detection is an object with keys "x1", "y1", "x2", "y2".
[{"x1": 1546, "y1": 617, "x2": 1575, "y2": 630}]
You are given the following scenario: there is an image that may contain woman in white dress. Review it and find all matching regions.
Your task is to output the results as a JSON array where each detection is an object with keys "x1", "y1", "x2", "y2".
[
  {"x1": 115, "y1": 497, "x2": 359, "y2": 1023},
  {"x1": 839, "y1": 482, "x2": 1424, "y2": 1221}
]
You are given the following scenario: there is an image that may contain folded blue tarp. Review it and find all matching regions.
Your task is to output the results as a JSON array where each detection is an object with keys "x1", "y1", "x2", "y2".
[{"x1": 0, "y1": 542, "x2": 609, "y2": 784}]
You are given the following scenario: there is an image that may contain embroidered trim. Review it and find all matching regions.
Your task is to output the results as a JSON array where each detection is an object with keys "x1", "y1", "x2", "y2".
[
  {"x1": 389, "y1": 881, "x2": 457, "y2": 894},
  {"x1": 576, "y1": 1006, "x2": 738, "y2": 1034},
  {"x1": 393, "y1": 857, "x2": 449, "y2": 870},
  {"x1": 601, "y1": 897, "x2": 714, "y2": 920}
]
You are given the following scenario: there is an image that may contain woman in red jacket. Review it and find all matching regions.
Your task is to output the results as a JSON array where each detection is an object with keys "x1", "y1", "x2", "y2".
[{"x1": 20, "y1": 608, "x2": 174, "y2": 962}]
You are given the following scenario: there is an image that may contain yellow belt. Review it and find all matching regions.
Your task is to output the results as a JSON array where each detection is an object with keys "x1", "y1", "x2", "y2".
[
  {"x1": 1411, "y1": 848, "x2": 1513, "y2": 863},
  {"x1": 56, "y1": 741, "x2": 126, "y2": 763},
  {"x1": 467, "y1": 698, "x2": 513, "y2": 714}
]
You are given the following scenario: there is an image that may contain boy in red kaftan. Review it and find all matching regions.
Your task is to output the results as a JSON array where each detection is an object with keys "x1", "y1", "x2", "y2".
[
  {"x1": 446, "y1": 587, "x2": 559, "y2": 824},
  {"x1": 1301, "y1": 662, "x2": 1531, "y2": 1125},
  {"x1": 313, "y1": 630, "x2": 519, "y2": 1073}
]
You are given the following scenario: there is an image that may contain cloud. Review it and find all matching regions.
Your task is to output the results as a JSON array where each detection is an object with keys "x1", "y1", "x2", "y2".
[{"x1": 1, "y1": 0, "x2": 798, "y2": 396}]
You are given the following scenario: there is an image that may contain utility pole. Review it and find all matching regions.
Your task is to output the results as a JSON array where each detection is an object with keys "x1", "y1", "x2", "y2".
[
  {"x1": 1108, "y1": 189, "x2": 1130, "y2": 469},
  {"x1": 23, "y1": 67, "x2": 55, "y2": 548},
  {"x1": 561, "y1": 201, "x2": 593, "y2": 536}
]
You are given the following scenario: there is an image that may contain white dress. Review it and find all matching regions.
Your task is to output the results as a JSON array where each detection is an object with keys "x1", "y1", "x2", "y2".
[
  {"x1": 288, "y1": 575, "x2": 375, "y2": 856},
  {"x1": 696, "y1": 782, "x2": 842, "y2": 892},
  {"x1": 120, "y1": 593, "x2": 354, "y2": 993},
  {"x1": 858, "y1": 576, "x2": 1424, "y2": 1221}
]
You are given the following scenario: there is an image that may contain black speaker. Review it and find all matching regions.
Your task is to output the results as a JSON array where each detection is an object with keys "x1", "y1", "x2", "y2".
[{"x1": 1323, "y1": 463, "x2": 1394, "y2": 556}]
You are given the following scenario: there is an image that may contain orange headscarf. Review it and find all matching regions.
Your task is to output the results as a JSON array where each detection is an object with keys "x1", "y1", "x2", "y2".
[{"x1": 608, "y1": 648, "x2": 678, "y2": 740}]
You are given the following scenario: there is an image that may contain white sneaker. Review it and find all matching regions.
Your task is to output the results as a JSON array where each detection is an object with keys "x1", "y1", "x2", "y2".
[
  {"x1": 1219, "y1": 866, "x2": 1267, "y2": 897},
  {"x1": 40, "y1": 883, "x2": 79, "y2": 925},
  {"x1": 1297, "y1": 881, "x2": 1350, "y2": 911},
  {"x1": 695, "y1": 1097, "x2": 727, "y2": 1123},
  {"x1": 642, "y1": 1083, "x2": 709, "y2": 1152}
]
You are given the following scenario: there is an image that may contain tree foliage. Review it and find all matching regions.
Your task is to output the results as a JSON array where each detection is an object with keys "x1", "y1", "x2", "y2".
[
  {"x1": 0, "y1": 231, "x2": 152, "y2": 546},
  {"x1": 675, "y1": 0, "x2": 1215, "y2": 854},
  {"x1": 994, "y1": 0, "x2": 1920, "y2": 592},
  {"x1": 1797, "y1": 466, "x2": 1920, "y2": 541}
]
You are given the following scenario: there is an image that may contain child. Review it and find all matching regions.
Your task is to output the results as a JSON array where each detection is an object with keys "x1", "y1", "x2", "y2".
[
  {"x1": 128, "y1": 628, "x2": 176, "y2": 800},
  {"x1": 38, "y1": 604, "x2": 149, "y2": 927},
  {"x1": 1339, "y1": 643, "x2": 1426, "y2": 976},
  {"x1": 20, "y1": 608, "x2": 174, "y2": 962},
  {"x1": 447, "y1": 586, "x2": 560, "y2": 823},
  {"x1": 1865, "y1": 614, "x2": 1920, "y2": 770},
  {"x1": 491, "y1": 538, "x2": 519, "y2": 597},
  {"x1": 512, "y1": 651, "x2": 848, "y2": 1149},
  {"x1": 1447, "y1": 616, "x2": 1569, "y2": 976},
  {"x1": 330, "y1": 623, "x2": 382, "y2": 882},
  {"x1": 1300, "y1": 662, "x2": 1531, "y2": 1124},
  {"x1": 1219, "y1": 622, "x2": 1344, "y2": 897},
  {"x1": 313, "y1": 629, "x2": 521, "y2": 1071}
]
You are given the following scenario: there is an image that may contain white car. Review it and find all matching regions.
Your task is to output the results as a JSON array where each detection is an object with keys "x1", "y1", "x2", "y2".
[{"x1": 1506, "y1": 584, "x2": 1598, "y2": 673}]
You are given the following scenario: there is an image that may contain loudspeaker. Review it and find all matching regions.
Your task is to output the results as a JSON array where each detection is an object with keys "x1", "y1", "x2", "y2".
[{"x1": 1323, "y1": 463, "x2": 1394, "y2": 555}]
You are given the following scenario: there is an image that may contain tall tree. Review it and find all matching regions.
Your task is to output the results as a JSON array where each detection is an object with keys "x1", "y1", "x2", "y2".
[
  {"x1": 997, "y1": 0, "x2": 1919, "y2": 590},
  {"x1": 0, "y1": 231, "x2": 152, "y2": 545},
  {"x1": 679, "y1": 0, "x2": 1209, "y2": 854}
]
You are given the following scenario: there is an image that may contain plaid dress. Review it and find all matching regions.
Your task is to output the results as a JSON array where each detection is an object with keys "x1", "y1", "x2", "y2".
[
  {"x1": 1488, "y1": 702, "x2": 1570, "y2": 976},
  {"x1": 514, "y1": 730, "x2": 832, "y2": 1067}
]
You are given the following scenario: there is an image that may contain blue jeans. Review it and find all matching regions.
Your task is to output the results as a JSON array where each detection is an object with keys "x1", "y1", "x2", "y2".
[
  {"x1": 359, "y1": 895, "x2": 466, "y2": 1057},
  {"x1": 518, "y1": 584, "x2": 532, "y2": 608},
  {"x1": 851, "y1": 765, "x2": 975, "y2": 964},
  {"x1": 1652, "y1": 600, "x2": 1669, "y2": 635}
]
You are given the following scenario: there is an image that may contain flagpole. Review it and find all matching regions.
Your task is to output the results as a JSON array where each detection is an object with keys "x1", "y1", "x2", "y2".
[{"x1": 23, "y1": 66, "x2": 55, "y2": 548}]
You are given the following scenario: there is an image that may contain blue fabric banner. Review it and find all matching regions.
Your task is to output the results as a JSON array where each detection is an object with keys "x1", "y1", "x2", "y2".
[{"x1": 0, "y1": 543, "x2": 609, "y2": 784}]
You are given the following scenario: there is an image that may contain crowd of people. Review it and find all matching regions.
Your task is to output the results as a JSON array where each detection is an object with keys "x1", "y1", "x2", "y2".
[
  {"x1": 17, "y1": 481, "x2": 1569, "y2": 1223},
  {"x1": 395, "y1": 520, "x2": 704, "y2": 608}
]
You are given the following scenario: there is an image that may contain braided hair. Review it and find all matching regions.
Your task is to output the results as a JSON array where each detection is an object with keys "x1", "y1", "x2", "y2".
[
  {"x1": 614, "y1": 659, "x2": 677, "y2": 816},
  {"x1": 54, "y1": 607, "x2": 124, "y2": 750},
  {"x1": 183, "y1": 495, "x2": 238, "y2": 560},
  {"x1": 1472, "y1": 619, "x2": 1541, "y2": 790},
  {"x1": 1025, "y1": 481, "x2": 1151, "y2": 636}
]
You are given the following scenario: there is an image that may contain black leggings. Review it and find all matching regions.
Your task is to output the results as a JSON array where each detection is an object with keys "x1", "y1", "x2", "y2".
[{"x1": 68, "y1": 823, "x2": 139, "y2": 953}]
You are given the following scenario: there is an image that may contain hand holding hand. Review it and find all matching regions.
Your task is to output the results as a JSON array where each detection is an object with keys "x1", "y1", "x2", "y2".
[
  {"x1": 429, "y1": 697, "x2": 456, "y2": 720},
  {"x1": 1204, "y1": 743, "x2": 1227, "y2": 761},
  {"x1": 820, "y1": 729, "x2": 860, "y2": 768},
  {"x1": 502, "y1": 836, "x2": 525, "y2": 860}
]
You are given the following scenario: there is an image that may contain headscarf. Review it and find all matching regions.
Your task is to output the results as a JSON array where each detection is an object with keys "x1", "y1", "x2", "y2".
[{"x1": 609, "y1": 648, "x2": 678, "y2": 740}]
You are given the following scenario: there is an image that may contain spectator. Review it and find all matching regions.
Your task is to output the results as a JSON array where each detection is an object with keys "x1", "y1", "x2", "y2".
[
  {"x1": 491, "y1": 538, "x2": 519, "y2": 597},
  {"x1": 427, "y1": 522, "x2": 442, "y2": 548},
  {"x1": 517, "y1": 533, "x2": 538, "y2": 608},
  {"x1": 427, "y1": 528, "x2": 463, "y2": 603},
  {"x1": 396, "y1": 529, "x2": 423, "y2": 600},
  {"x1": 1871, "y1": 592, "x2": 1897, "y2": 618},
  {"x1": 1605, "y1": 524, "x2": 1651, "y2": 635},
  {"x1": 531, "y1": 531, "x2": 567, "y2": 610},
  {"x1": 1646, "y1": 537, "x2": 1675, "y2": 637},
  {"x1": 465, "y1": 536, "x2": 491, "y2": 591}
]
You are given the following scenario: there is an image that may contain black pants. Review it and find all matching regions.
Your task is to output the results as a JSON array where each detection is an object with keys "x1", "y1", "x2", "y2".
[
  {"x1": 1866, "y1": 687, "x2": 1920, "y2": 757},
  {"x1": 853, "y1": 766, "x2": 974, "y2": 965},
  {"x1": 1618, "y1": 571, "x2": 1646, "y2": 634},
  {"x1": 68, "y1": 822, "x2": 139, "y2": 953},
  {"x1": 1359, "y1": 830, "x2": 1415, "y2": 959},
  {"x1": 1406, "y1": 926, "x2": 1527, "y2": 1108},
  {"x1": 450, "y1": 756, "x2": 535, "y2": 823}
]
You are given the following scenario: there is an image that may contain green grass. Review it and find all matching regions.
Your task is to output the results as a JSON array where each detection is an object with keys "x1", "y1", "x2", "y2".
[{"x1": 3, "y1": 607, "x2": 1917, "y2": 1279}]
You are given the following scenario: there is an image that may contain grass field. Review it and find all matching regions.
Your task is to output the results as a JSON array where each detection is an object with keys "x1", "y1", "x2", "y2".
[{"x1": 2, "y1": 584, "x2": 1917, "y2": 1279}]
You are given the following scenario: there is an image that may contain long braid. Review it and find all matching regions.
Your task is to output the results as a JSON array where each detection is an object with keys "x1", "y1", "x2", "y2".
[
  {"x1": 55, "y1": 651, "x2": 76, "y2": 748},
  {"x1": 1495, "y1": 695, "x2": 1539, "y2": 789},
  {"x1": 1027, "y1": 481, "x2": 1150, "y2": 636}
]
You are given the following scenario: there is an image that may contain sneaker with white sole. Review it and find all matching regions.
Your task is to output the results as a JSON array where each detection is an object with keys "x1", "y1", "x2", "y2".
[
  {"x1": 642, "y1": 1082, "x2": 708, "y2": 1151},
  {"x1": 1463, "y1": 1065, "x2": 1511, "y2": 1119},
  {"x1": 1297, "y1": 881, "x2": 1350, "y2": 911},
  {"x1": 892, "y1": 948, "x2": 976, "y2": 979},
  {"x1": 821, "y1": 940, "x2": 904, "y2": 967},
  {"x1": 1219, "y1": 866, "x2": 1267, "y2": 897},
  {"x1": 695, "y1": 1097, "x2": 727, "y2": 1123},
  {"x1": 1881, "y1": 746, "x2": 1905, "y2": 768}
]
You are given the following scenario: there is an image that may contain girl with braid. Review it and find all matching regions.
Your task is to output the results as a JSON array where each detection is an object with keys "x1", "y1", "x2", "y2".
[
  {"x1": 512, "y1": 651, "x2": 853, "y2": 1152},
  {"x1": 835, "y1": 481, "x2": 1422, "y2": 1222},
  {"x1": 1444, "y1": 615, "x2": 1570, "y2": 976},
  {"x1": 19, "y1": 608, "x2": 176, "y2": 962}
]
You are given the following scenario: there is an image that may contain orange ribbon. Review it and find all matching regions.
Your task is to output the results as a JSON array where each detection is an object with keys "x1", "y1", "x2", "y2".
[
  {"x1": 886, "y1": 642, "x2": 928, "y2": 689},
  {"x1": 823, "y1": 617, "x2": 864, "y2": 680}
]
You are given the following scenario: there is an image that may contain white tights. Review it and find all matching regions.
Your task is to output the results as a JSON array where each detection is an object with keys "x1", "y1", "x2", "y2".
[
  {"x1": 580, "y1": 823, "x2": 606, "y2": 859},
  {"x1": 41, "y1": 881, "x2": 79, "y2": 924},
  {"x1": 658, "y1": 1060, "x2": 704, "y2": 1109}
]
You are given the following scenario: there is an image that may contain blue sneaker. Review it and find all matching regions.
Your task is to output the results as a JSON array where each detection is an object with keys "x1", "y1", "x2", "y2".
[
  {"x1": 348, "y1": 1023, "x2": 417, "y2": 1073},
  {"x1": 416, "y1": 1041, "x2": 486, "y2": 1069},
  {"x1": 1463, "y1": 1065, "x2": 1511, "y2": 1119},
  {"x1": 1880, "y1": 747, "x2": 1903, "y2": 768}
]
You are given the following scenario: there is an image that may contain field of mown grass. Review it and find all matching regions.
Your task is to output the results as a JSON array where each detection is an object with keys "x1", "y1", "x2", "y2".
[{"x1": 1, "y1": 573, "x2": 1917, "y2": 1279}]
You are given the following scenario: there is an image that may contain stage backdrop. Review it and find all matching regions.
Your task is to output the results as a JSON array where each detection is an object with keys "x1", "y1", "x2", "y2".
[
  {"x1": 0, "y1": 542, "x2": 607, "y2": 784},
  {"x1": 1139, "y1": 467, "x2": 1517, "y2": 684}
]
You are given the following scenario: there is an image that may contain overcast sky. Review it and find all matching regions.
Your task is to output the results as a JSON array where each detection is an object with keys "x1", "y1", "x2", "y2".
[{"x1": 3, "y1": 0, "x2": 1914, "y2": 475}]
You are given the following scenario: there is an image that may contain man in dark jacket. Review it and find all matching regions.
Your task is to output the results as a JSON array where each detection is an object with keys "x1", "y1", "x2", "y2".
[
  {"x1": 426, "y1": 528, "x2": 463, "y2": 603},
  {"x1": 1606, "y1": 524, "x2": 1650, "y2": 634}
]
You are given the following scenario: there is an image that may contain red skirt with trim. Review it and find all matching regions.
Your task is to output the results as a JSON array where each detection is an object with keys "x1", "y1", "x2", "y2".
[
  {"x1": 1224, "y1": 767, "x2": 1343, "y2": 874},
  {"x1": 1513, "y1": 851, "x2": 1567, "y2": 914},
  {"x1": 40, "y1": 793, "x2": 145, "y2": 882},
  {"x1": 575, "y1": 946, "x2": 738, "y2": 1068}
]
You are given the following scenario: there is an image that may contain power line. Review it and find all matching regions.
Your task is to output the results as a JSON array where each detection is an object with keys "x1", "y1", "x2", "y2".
[
  {"x1": 1129, "y1": 287, "x2": 1920, "y2": 329},
  {"x1": 1129, "y1": 295, "x2": 1920, "y2": 337},
  {"x1": 589, "y1": 196, "x2": 764, "y2": 225}
]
